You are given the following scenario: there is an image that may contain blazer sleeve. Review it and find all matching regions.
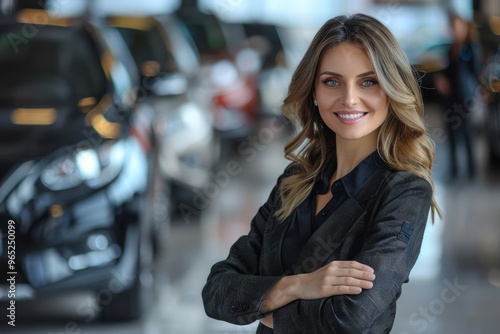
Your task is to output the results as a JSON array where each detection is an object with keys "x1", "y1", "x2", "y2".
[
  {"x1": 201, "y1": 172, "x2": 288, "y2": 325},
  {"x1": 272, "y1": 172, "x2": 433, "y2": 333}
]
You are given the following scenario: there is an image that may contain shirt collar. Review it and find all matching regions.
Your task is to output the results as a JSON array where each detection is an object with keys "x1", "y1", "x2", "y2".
[{"x1": 315, "y1": 150, "x2": 389, "y2": 198}]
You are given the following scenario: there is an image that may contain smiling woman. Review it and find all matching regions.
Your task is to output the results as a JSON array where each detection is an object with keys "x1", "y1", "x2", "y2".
[{"x1": 202, "y1": 13, "x2": 442, "y2": 334}]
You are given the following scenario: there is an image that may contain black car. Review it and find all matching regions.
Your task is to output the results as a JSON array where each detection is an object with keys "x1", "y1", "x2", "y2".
[{"x1": 0, "y1": 10, "x2": 162, "y2": 321}]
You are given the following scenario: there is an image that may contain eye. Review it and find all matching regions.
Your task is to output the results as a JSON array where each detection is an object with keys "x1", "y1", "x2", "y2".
[
  {"x1": 323, "y1": 78, "x2": 340, "y2": 87},
  {"x1": 361, "y1": 79, "x2": 378, "y2": 87}
]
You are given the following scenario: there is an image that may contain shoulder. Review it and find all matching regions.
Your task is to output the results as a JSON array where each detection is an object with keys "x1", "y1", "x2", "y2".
[
  {"x1": 264, "y1": 162, "x2": 299, "y2": 203},
  {"x1": 385, "y1": 170, "x2": 432, "y2": 190},
  {"x1": 357, "y1": 169, "x2": 432, "y2": 202},
  {"x1": 361, "y1": 171, "x2": 433, "y2": 227},
  {"x1": 283, "y1": 162, "x2": 300, "y2": 177},
  {"x1": 273, "y1": 162, "x2": 300, "y2": 185},
  {"x1": 377, "y1": 170, "x2": 433, "y2": 202}
]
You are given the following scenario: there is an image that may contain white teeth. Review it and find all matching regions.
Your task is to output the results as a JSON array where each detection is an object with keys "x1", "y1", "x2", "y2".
[{"x1": 337, "y1": 113, "x2": 365, "y2": 119}]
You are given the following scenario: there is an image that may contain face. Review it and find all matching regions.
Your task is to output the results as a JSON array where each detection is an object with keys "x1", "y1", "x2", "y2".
[
  {"x1": 451, "y1": 17, "x2": 468, "y2": 43},
  {"x1": 314, "y1": 42, "x2": 389, "y2": 146}
]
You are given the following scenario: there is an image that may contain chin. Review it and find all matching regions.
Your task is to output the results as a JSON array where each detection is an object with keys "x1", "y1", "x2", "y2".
[{"x1": 335, "y1": 132, "x2": 365, "y2": 141}]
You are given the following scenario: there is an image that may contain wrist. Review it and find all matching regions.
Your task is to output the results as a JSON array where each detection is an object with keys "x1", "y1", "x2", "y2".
[
  {"x1": 283, "y1": 274, "x2": 302, "y2": 300},
  {"x1": 261, "y1": 275, "x2": 301, "y2": 313}
]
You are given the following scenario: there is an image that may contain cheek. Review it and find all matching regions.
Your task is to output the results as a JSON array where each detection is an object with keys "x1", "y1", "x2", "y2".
[{"x1": 370, "y1": 93, "x2": 389, "y2": 113}]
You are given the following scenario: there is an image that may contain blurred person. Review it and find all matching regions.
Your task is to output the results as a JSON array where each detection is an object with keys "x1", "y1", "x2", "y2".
[
  {"x1": 434, "y1": 12, "x2": 482, "y2": 181},
  {"x1": 202, "y1": 14, "x2": 441, "y2": 333}
]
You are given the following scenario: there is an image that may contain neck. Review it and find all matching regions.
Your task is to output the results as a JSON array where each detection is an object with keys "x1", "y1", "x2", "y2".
[{"x1": 334, "y1": 133, "x2": 378, "y2": 180}]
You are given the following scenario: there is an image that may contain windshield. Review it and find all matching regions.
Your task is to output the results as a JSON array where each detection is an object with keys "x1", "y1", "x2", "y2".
[{"x1": 0, "y1": 24, "x2": 107, "y2": 108}]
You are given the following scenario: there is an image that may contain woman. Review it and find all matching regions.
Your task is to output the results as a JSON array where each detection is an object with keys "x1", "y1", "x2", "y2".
[{"x1": 202, "y1": 13, "x2": 441, "y2": 333}]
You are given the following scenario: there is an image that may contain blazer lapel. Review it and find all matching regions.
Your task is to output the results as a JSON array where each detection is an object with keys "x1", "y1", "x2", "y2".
[{"x1": 290, "y1": 198, "x2": 367, "y2": 274}]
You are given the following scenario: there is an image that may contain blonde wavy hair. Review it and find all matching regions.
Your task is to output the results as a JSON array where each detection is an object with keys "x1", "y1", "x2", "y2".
[{"x1": 276, "y1": 13, "x2": 442, "y2": 223}]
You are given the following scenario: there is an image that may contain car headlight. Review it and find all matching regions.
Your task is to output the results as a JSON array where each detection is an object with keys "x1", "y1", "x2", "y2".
[{"x1": 41, "y1": 140, "x2": 126, "y2": 191}]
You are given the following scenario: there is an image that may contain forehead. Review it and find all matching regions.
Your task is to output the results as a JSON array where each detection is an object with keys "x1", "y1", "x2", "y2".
[{"x1": 317, "y1": 42, "x2": 374, "y2": 73}]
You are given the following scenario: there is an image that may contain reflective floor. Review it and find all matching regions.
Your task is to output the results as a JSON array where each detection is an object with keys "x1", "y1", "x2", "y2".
[{"x1": 2, "y1": 104, "x2": 500, "y2": 333}]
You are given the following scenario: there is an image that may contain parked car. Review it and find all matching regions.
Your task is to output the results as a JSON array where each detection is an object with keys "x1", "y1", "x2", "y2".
[
  {"x1": 106, "y1": 14, "x2": 220, "y2": 193},
  {"x1": 0, "y1": 9, "x2": 162, "y2": 321},
  {"x1": 233, "y1": 22, "x2": 293, "y2": 118},
  {"x1": 176, "y1": 8, "x2": 260, "y2": 142}
]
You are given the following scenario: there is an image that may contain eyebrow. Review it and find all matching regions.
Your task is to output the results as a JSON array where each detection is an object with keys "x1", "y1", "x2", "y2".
[{"x1": 319, "y1": 70, "x2": 375, "y2": 78}]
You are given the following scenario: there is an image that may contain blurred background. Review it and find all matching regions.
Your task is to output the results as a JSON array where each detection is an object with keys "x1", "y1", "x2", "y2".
[{"x1": 0, "y1": 0, "x2": 499, "y2": 333}]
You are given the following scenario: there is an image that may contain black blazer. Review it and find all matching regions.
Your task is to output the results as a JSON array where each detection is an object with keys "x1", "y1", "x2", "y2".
[{"x1": 202, "y1": 165, "x2": 432, "y2": 333}]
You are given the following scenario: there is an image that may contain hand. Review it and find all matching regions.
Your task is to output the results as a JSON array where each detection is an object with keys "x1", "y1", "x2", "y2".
[
  {"x1": 260, "y1": 261, "x2": 374, "y2": 315},
  {"x1": 260, "y1": 314, "x2": 273, "y2": 329},
  {"x1": 294, "y1": 260, "x2": 375, "y2": 300}
]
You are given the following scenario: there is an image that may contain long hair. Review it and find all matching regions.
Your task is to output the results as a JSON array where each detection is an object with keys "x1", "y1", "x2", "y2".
[{"x1": 276, "y1": 13, "x2": 442, "y2": 223}]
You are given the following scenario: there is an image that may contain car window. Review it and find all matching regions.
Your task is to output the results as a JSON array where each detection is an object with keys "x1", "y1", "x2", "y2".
[
  {"x1": 116, "y1": 24, "x2": 180, "y2": 75},
  {"x1": 241, "y1": 23, "x2": 284, "y2": 70},
  {"x1": 177, "y1": 10, "x2": 228, "y2": 59},
  {"x1": 0, "y1": 24, "x2": 107, "y2": 108}
]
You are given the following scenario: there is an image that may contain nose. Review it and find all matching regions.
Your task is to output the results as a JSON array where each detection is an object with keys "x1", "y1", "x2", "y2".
[{"x1": 342, "y1": 84, "x2": 359, "y2": 107}]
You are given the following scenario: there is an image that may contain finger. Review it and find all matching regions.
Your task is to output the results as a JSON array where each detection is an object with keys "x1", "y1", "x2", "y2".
[
  {"x1": 325, "y1": 264, "x2": 375, "y2": 281},
  {"x1": 324, "y1": 285, "x2": 364, "y2": 295},
  {"x1": 322, "y1": 274, "x2": 374, "y2": 290},
  {"x1": 335, "y1": 268, "x2": 376, "y2": 281},
  {"x1": 331, "y1": 276, "x2": 374, "y2": 290},
  {"x1": 320, "y1": 268, "x2": 375, "y2": 289},
  {"x1": 332, "y1": 260, "x2": 374, "y2": 273}
]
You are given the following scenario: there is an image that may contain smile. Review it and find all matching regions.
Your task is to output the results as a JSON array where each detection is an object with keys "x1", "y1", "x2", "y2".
[{"x1": 336, "y1": 113, "x2": 367, "y2": 120}]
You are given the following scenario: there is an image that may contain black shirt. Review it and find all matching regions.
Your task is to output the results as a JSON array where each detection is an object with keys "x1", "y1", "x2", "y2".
[{"x1": 281, "y1": 150, "x2": 389, "y2": 272}]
